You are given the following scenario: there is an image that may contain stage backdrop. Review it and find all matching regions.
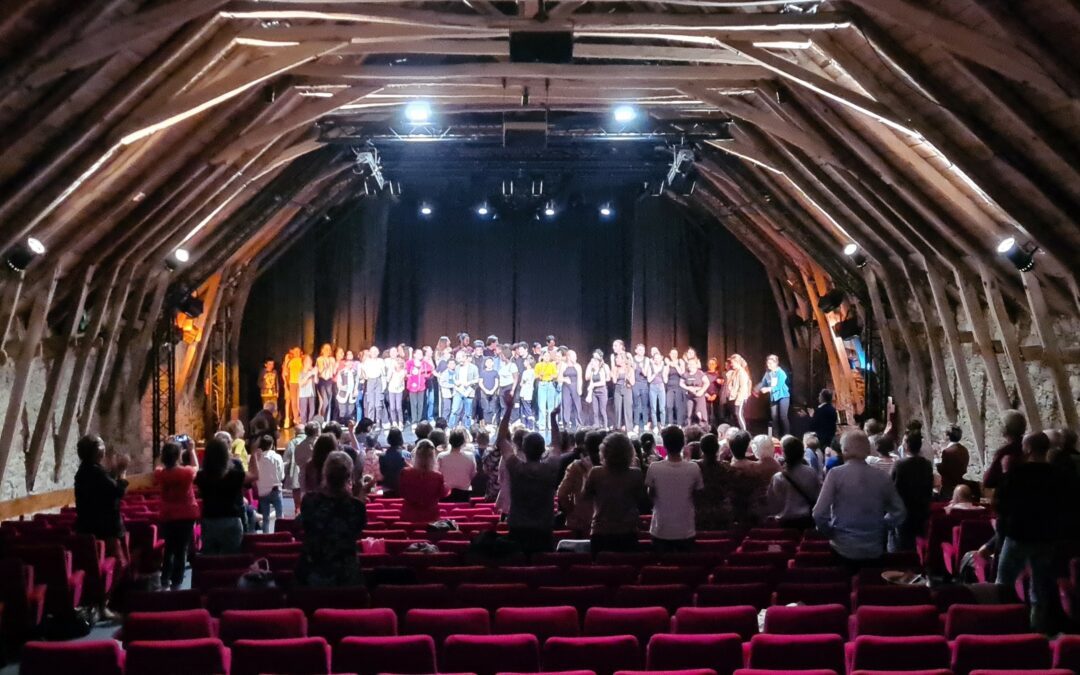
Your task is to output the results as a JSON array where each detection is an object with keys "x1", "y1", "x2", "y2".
[{"x1": 239, "y1": 192, "x2": 786, "y2": 417}]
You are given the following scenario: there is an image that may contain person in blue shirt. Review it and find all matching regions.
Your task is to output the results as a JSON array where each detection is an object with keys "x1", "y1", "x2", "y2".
[{"x1": 755, "y1": 354, "x2": 791, "y2": 436}]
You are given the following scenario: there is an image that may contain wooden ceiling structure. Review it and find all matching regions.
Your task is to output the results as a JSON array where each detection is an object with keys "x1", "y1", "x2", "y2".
[{"x1": 0, "y1": 0, "x2": 1077, "y2": 492}]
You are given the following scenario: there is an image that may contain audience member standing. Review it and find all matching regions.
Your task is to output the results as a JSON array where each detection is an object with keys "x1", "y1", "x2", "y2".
[
  {"x1": 399, "y1": 440, "x2": 446, "y2": 523},
  {"x1": 585, "y1": 432, "x2": 648, "y2": 553},
  {"x1": 728, "y1": 430, "x2": 769, "y2": 526},
  {"x1": 437, "y1": 428, "x2": 477, "y2": 502},
  {"x1": 937, "y1": 424, "x2": 970, "y2": 498},
  {"x1": 984, "y1": 409, "x2": 1026, "y2": 490},
  {"x1": 378, "y1": 428, "x2": 412, "y2": 497},
  {"x1": 296, "y1": 451, "x2": 367, "y2": 587},
  {"x1": 813, "y1": 430, "x2": 906, "y2": 569},
  {"x1": 891, "y1": 431, "x2": 934, "y2": 550},
  {"x1": 558, "y1": 430, "x2": 604, "y2": 538},
  {"x1": 767, "y1": 435, "x2": 821, "y2": 529},
  {"x1": 695, "y1": 433, "x2": 734, "y2": 530},
  {"x1": 497, "y1": 393, "x2": 561, "y2": 553},
  {"x1": 809, "y1": 389, "x2": 839, "y2": 450},
  {"x1": 155, "y1": 441, "x2": 200, "y2": 590},
  {"x1": 196, "y1": 435, "x2": 259, "y2": 555},
  {"x1": 254, "y1": 435, "x2": 285, "y2": 533},
  {"x1": 645, "y1": 425, "x2": 704, "y2": 552}
]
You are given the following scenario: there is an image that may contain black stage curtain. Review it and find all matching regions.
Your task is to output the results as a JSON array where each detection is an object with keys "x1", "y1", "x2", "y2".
[{"x1": 239, "y1": 193, "x2": 785, "y2": 416}]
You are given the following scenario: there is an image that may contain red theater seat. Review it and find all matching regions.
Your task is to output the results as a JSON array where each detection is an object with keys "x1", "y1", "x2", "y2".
[
  {"x1": 21, "y1": 640, "x2": 124, "y2": 675},
  {"x1": 969, "y1": 671, "x2": 1072, "y2": 675},
  {"x1": 405, "y1": 607, "x2": 490, "y2": 647},
  {"x1": 372, "y1": 583, "x2": 453, "y2": 614},
  {"x1": 496, "y1": 605, "x2": 581, "y2": 640},
  {"x1": 121, "y1": 609, "x2": 215, "y2": 644},
  {"x1": 220, "y1": 607, "x2": 308, "y2": 643},
  {"x1": 709, "y1": 566, "x2": 777, "y2": 586},
  {"x1": 850, "y1": 605, "x2": 942, "y2": 637},
  {"x1": 231, "y1": 637, "x2": 331, "y2": 675},
  {"x1": 311, "y1": 608, "x2": 398, "y2": 643},
  {"x1": 443, "y1": 633, "x2": 540, "y2": 675},
  {"x1": 544, "y1": 635, "x2": 642, "y2": 675},
  {"x1": 951, "y1": 634, "x2": 1052, "y2": 675},
  {"x1": 489, "y1": 565, "x2": 564, "y2": 587},
  {"x1": 772, "y1": 582, "x2": 850, "y2": 608},
  {"x1": 944, "y1": 604, "x2": 1031, "y2": 639},
  {"x1": 566, "y1": 564, "x2": 639, "y2": 586},
  {"x1": 10, "y1": 545, "x2": 85, "y2": 616},
  {"x1": 849, "y1": 635, "x2": 951, "y2": 672},
  {"x1": 1052, "y1": 634, "x2": 1080, "y2": 672},
  {"x1": 614, "y1": 584, "x2": 694, "y2": 612},
  {"x1": 696, "y1": 583, "x2": 772, "y2": 609},
  {"x1": 456, "y1": 582, "x2": 533, "y2": 610},
  {"x1": 747, "y1": 634, "x2": 846, "y2": 674},
  {"x1": 672, "y1": 606, "x2": 758, "y2": 640},
  {"x1": 620, "y1": 671, "x2": 716, "y2": 675},
  {"x1": 647, "y1": 633, "x2": 744, "y2": 675},
  {"x1": 287, "y1": 585, "x2": 370, "y2": 614},
  {"x1": 421, "y1": 565, "x2": 490, "y2": 586},
  {"x1": 585, "y1": 606, "x2": 670, "y2": 646},
  {"x1": 535, "y1": 585, "x2": 611, "y2": 613},
  {"x1": 334, "y1": 635, "x2": 437, "y2": 675},
  {"x1": 206, "y1": 587, "x2": 286, "y2": 616},
  {"x1": 763, "y1": 604, "x2": 848, "y2": 639},
  {"x1": 852, "y1": 584, "x2": 933, "y2": 608},
  {"x1": 126, "y1": 589, "x2": 203, "y2": 613},
  {"x1": 737, "y1": 671, "x2": 837, "y2": 675},
  {"x1": 124, "y1": 638, "x2": 230, "y2": 675}
]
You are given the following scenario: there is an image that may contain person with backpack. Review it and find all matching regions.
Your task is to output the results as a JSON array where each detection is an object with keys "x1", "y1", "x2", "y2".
[{"x1": 767, "y1": 435, "x2": 821, "y2": 529}]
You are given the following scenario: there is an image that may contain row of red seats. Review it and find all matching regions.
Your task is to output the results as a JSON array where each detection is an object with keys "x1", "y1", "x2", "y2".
[
  {"x1": 116, "y1": 603, "x2": 1038, "y2": 646},
  {"x1": 21, "y1": 630, "x2": 1080, "y2": 675}
]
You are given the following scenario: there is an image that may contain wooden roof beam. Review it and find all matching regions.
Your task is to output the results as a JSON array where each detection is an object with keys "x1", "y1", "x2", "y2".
[{"x1": 292, "y1": 63, "x2": 769, "y2": 81}]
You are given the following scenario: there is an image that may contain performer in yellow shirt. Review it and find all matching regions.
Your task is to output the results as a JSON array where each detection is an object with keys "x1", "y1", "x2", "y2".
[{"x1": 534, "y1": 352, "x2": 559, "y2": 431}]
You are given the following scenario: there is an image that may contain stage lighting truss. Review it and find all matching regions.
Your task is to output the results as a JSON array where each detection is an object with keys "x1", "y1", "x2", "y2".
[{"x1": 353, "y1": 145, "x2": 386, "y2": 190}]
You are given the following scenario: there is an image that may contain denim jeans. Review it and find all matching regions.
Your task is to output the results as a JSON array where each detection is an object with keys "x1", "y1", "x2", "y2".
[
  {"x1": 354, "y1": 388, "x2": 365, "y2": 422},
  {"x1": 996, "y1": 536, "x2": 1056, "y2": 631},
  {"x1": 631, "y1": 384, "x2": 649, "y2": 428},
  {"x1": 649, "y1": 385, "x2": 666, "y2": 426},
  {"x1": 425, "y1": 385, "x2": 436, "y2": 420},
  {"x1": 537, "y1": 381, "x2": 557, "y2": 430},
  {"x1": 450, "y1": 393, "x2": 474, "y2": 427},
  {"x1": 258, "y1": 487, "x2": 283, "y2": 533}
]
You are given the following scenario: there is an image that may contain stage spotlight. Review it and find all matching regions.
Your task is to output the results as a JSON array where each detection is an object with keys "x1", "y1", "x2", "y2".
[
  {"x1": 819, "y1": 288, "x2": 846, "y2": 313},
  {"x1": 843, "y1": 242, "x2": 868, "y2": 268},
  {"x1": 477, "y1": 203, "x2": 490, "y2": 216},
  {"x1": 26, "y1": 237, "x2": 46, "y2": 255},
  {"x1": 543, "y1": 201, "x2": 556, "y2": 217},
  {"x1": 599, "y1": 204, "x2": 613, "y2": 217},
  {"x1": 173, "y1": 248, "x2": 190, "y2": 263},
  {"x1": 6, "y1": 242, "x2": 40, "y2": 272},
  {"x1": 613, "y1": 104, "x2": 637, "y2": 123},
  {"x1": 996, "y1": 236, "x2": 1036, "y2": 272},
  {"x1": 419, "y1": 204, "x2": 433, "y2": 216},
  {"x1": 404, "y1": 100, "x2": 432, "y2": 123},
  {"x1": 835, "y1": 316, "x2": 862, "y2": 340}
]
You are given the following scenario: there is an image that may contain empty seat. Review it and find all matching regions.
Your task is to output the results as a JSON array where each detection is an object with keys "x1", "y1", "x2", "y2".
[
  {"x1": 746, "y1": 528, "x2": 801, "y2": 541},
  {"x1": 206, "y1": 587, "x2": 286, "y2": 616},
  {"x1": 737, "y1": 671, "x2": 837, "y2": 675},
  {"x1": 952, "y1": 634, "x2": 1051, "y2": 675},
  {"x1": 851, "y1": 671, "x2": 948, "y2": 675},
  {"x1": 585, "y1": 606, "x2": 671, "y2": 646},
  {"x1": 850, "y1": 605, "x2": 941, "y2": 637},
  {"x1": 780, "y1": 567, "x2": 850, "y2": 585},
  {"x1": 405, "y1": 607, "x2": 490, "y2": 647},
  {"x1": 968, "y1": 671, "x2": 1072, "y2": 675},
  {"x1": 489, "y1": 565, "x2": 564, "y2": 587},
  {"x1": 597, "y1": 552, "x2": 659, "y2": 567},
  {"x1": 1053, "y1": 634, "x2": 1080, "y2": 672},
  {"x1": 191, "y1": 553, "x2": 255, "y2": 571},
  {"x1": 21, "y1": 640, "x2": 124, "y2": 675},
  {"x1": 0, "y1": 557, "x2": 46, "y2": 648},
  {"x1": 334, "y1": 635, "x2": 437, "y2": 675},
  {"x1": 443, "y1": 633, "x2": 541, "y2": 675},
  {"x1": 619, "y1": 670, "x2": 716, "y2": 675},
  {"x1": 535, "y1": 585, "x2": 611, "y2": 613},
  {"x1": 421, "y1": 565, "x2": 490, "y2": 586},
  {"x1": 533, "y1": 552, "x2": 593, "y2": 568},
  {"x1": 126, "y1": 589, "x2": 203, "y2": 613},
  {"x1": 647, "y1": 633, "x2": 744, "y2": 675},
  {"x1": 673, "y1": 606, "x2": 757, "y2": 640},
  {"x1": 850, "y1": 635, "x2": 951, "y2": 672},
  {"x1": 287, "y1": 586, "x2": 370, "y2": 615},
  {"x1": 311, "y1": 608, "x2": 397, "y2": 643},
  {"x1": 456, "y1": 583, "x2": 533, "y2": 610},
  {"x1": 231, "y1": 637, "x2": 331, "y2": 675},
  {"x1": 121, "y1": 609, "x2": 214, "y2": 644},
  {"x1": 125, "y1": 638, "x2": 230, "y2": 675},
  {"x1": 696, "y1": 583, "x2": 771, "y2": 609},
  {"x1": 567, "y1": 564, "x2": 638, "y2": 586},
  {"x1": 709, "y1": 566, "x2": 777, "y2": 586},
  {"x1": 763, "y1": 604, "x2": 848, "y2": 639},
  {"x1": 544, "y1": 635, "x2": 642, "y2": 675},
  {"x1": 10, "y1": 545, "x2": 85, "y2": 616},
  {"x1": 747, "y1": 634, "x2": 846, "y2": 674},
  {"x1": 773, "y1": 582, "x2": 851, "y2": 608},
  {"x1": 945, "y1": 604, "x2": 1030, "y2": 638},
  {"x1": 727, "y1": 552, "x2": 792, "y2": 568},
  {"x1": 372, "y1": 583, "x2": 453, "y2": 614},
  {"x1": 614, "y1": 584, "x2": 694, "y2": 612},
  {"x1": 220, "y1": 607, "x2": 308, "y2": 644},
  {"x1": 853, "y1": 584, "x2": 933, "y2": 608},
  {"x1": 496, "y1": 606, "x2": 580, "y2": 640}
]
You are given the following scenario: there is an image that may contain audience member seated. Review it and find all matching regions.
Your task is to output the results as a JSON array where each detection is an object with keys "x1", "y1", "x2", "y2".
[
  {"x1": 296, "y1": 450, "x2": 367, "y2": 587},
  {"x1": 437, "y1": 427, "x2": 477, "y2": 502},
  {"x1": 813, "y1": 429, "x2": 906, "y2": 570},
  {"x1": 197, "y1": 435, "x2": 259, "y2": 555},
  {"x1": 584, "y1": 432, "x2": 648, "y2": 554},
  {"x1": 399, "y1": 440, "x2": 446, "y2": 522},
  {"x1": 945, "y1": 484, "x2": 985, "y2": 514},
  {"x1": 766, "y1": 435, "x2": 820, "y2": 529}
]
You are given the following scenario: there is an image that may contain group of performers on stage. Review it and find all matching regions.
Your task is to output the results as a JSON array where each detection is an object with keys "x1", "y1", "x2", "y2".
[{"x1": 260, "y1": 333, "x2": 791, "y2": 435}]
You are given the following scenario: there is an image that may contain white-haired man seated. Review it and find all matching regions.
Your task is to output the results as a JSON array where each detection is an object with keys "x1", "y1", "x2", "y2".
[{"x1": 812, "y1": 429, "x2": 906, "y2": 570}]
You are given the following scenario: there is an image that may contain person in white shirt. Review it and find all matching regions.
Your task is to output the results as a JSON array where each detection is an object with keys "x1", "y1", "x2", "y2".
[
  {"x1": 645, "y1": 425, "x2": 704, "y2": 552},
  {"x1": 451, "y1": 354, "x2": 480, "y2": 428},
  {"x1": 253, "y1": 435, "x2": 285, "y2": 533},
  {"x1": 437, "y1": 427, "x2": 478, "y2": 502},
  {"x1": 362, "y1": 346, "x2": 386, "y2": 425},
  {"x1": 767, "y1": 435, "x2": 822, "y2": 528}
]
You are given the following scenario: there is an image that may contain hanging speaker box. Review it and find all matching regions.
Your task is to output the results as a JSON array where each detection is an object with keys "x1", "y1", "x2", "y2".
[{"x1": 509, "y1": 30, "x2": 574, "y2": 63}]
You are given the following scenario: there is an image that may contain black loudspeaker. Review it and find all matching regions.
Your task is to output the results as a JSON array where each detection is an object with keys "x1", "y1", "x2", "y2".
[
  {"x1": 835, "y1": 317, "x2": 862, "y2": 340},
  {"x1": 509, "y1": 31, "x2": 573, "y2": 63},
  {"x1": 818, "y1": 289, "x2": 846, "y2": 313}
]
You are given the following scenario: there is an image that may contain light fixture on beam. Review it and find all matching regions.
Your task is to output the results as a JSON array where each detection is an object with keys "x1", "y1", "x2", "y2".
[
  {"x1": 543, "y1": 201, "x2": 556, "y2": 217},
  {"x1": 419, "y1": 203, "x2": 433, "y2": 216},
  {"x1": 843, "y1": 242, "x2": 868, "y2": 268},
  {"x1": 26, "y1": 237, "x2": 46, "y2": 255},
  {"x1": 477, "y1": 203, "x2": 490, "y2": 217},
  {"x1": 996, "y1": 237, "x2": 1036, "y2": 272},
  {"x1": 599, "y1": 203, "x2": 613, "y2": 218},
  {"x1": 404, "y1": 100, "x2": 432, "y2": 123},
  {"x1": 612, "y1": 104, "x2": 637, "y2": 123},
  {"x1": 6, "y1": 237, "x2": 46, "y2": 272}
]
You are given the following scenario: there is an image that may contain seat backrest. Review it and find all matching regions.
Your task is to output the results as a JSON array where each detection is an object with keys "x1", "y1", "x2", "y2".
[
  {"x1": 945, "y1": 604, "x2": 1030, "y2": 638},
  {"x1": 206, "y1": 587, "x2": 287, "y2": 616},
  {"x1": 852, "y1": 604, "x2": 942, "y2": 637},
  {"x1": 371, "y1": 583, "x2": 452, "y2": 613},
  {"x1": 852, "y1": 635, "x2": 951, "y2": 671},
  {"x1": 695, "y1": 583, "x2": 771, "y2": 609},
  {"x1": 854, "y1": 583, "x2": 933, "y2": 608},
  {"x1": 646, "y1": 632, "x2": 743, "y2": 675},
  {"x1": 123, "y1": 609, "x2": 214, "y2": 644},
  {"x1": 535, "y1": 585, "x2": 611, "y2": 613},
  {"x1": 419, "y1": 565, "x2": 488, "y2": 586},
  {"x1": 748, "y1": 633, "x2": 845, "y2": 673},
  {"x1": 126, "y1": 589, "x2": 203, "y2": 613},
  {"x1": 443, "y1": 633, "x2": 541, "y2": 675},
  {"x1": 708, "y1": 566, "x2": 777, "y2": 586},
  {"x1": 567, "y1": 564, "x2": 639, "y2": 586},
  {"x1": 613, "y1": 584, "x2": 693, "y2": 612},
  {"x1": 495, "y1": 605, "x2": 581, "y2": 640},
  {"x1": 287, "y1": 585, "x2": 370, "y2": 615},
  {"x1": 404, "y1": 608, "x2": 491, "y2": 645},
  {"x1": 21, "y1": 640, "x2": 124, "y2": 675},
  {"x1": 231, "y1": 637, "x2": 331, "y2": 675},
  {"x1": 951, "y1": 634, "x2": 1051, "y2": 675},
  {"x1": 456, "y1": 583, "x2": 533, "y2": 610},
  {"x1": 1053, "y1": 634, "x2": 1080, "y2": 672},
  {"x1": 639, "y1": 566, "x2": 709, "y2": 586},
  {"x1": 773, "y1": 582, "x2": 851, "y2": 608},
  {"x1": 220, "y1": 608, "x2": 308, "y2": 643},
  {"x1": 334, "y1": 634, "x2": 436, "y2": 675},
  {"x1": 585, "y1": 606, "x2": 670, "y2": 643},
  {"x1": 543, "y1": 635, "x2": 642, "y2": 675},
  {"x1": 124, "y1": 638, "x2": 229, "y2": 675},
  {"x1": 311, "y1": 608, "x2": 398, "y2": 643},
  {"x1": 763, "y1": 603, "x2": 848, "y2": 639},
  {"x1": 673, "y1": 606, "x2": 758, "y2": 641}
]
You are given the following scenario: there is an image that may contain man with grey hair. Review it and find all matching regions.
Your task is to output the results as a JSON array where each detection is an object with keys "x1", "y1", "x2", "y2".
[{"x1": 813, "y1": 429, "x2": 906, "y2": 568}]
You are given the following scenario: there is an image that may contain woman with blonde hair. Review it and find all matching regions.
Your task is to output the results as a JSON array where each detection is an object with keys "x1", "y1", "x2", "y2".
[
  {"x1": 399, "y1": 439, "x2": 446, "y2": 523},
  {"x1": 223, "y1": 420, "x2": 249, "y2": 466},
  {"x1": 724, "y1": 354, "x2": 752, "y2": 429},
  {"x1": 315, "y1": 343, "x2": 337, "y2": 421}
]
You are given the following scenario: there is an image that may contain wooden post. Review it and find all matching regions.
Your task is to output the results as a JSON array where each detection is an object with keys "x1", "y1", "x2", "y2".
[
  {"x1": 25, "y1": 266, "x2": 95, "y2": 490},
  {"x1": 81, "y1": 272, "x2": 143, "y2": 434},
  {"x1": 768, "y1": 275, "x2": 801, "y2": 390},
  {"x1": 801, "y1": 271, "x2": 851, "y2": 420},
  {"x1": 53, "y1": 267, "x2": 126, "y2": 480},
  {"x1": 877, "y1": 269, "x2": 935, "y2": 428},
  {"x1": 863, "y1": 266, "x2": 910, "y2": 423},
  {"x1": 924, "y1": 263, "x2": 986, "y2": 461},
  {"x1": 0, "y1": 273, "x2": 26, "y2": 358},
  {"x1": 901, "y1": 260, "x2": 957, "y2": 425},
  {"x1": 0, "y1": 265, "x2": 60, "y2": 488},
  {"x1": 979, "y1": 266, "x2": 1043, "y2": 432},
  {"x1": 954, "y1": 263, "x2": 1012, "y2": 415},
  {"x1": 177, "y1": 272, "x2": 223, "y2": 402},
  {"x1": 1022, "y1": 272, "x2": 1080, "y2": 429}
]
